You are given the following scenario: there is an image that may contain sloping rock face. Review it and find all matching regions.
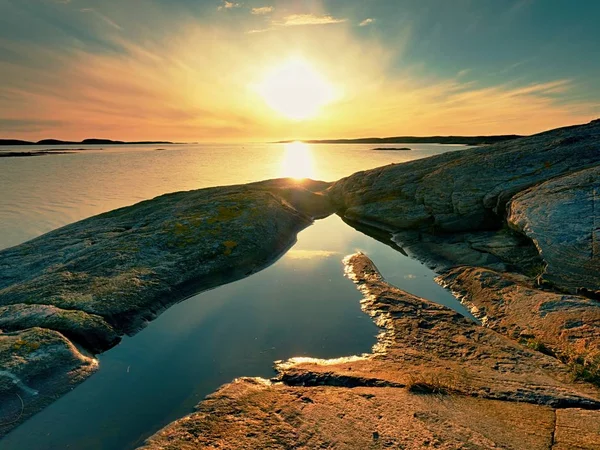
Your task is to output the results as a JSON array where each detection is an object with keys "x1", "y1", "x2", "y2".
[
  {"x1": 440, "y1": 266, "x2": 600, "y2": 385},
  {"x1": 329, "y1": 119, "x2": 600, "y2": 234},
  {"x1": 141, "y1": 254, "x2": 600, "y2": 449},
  {"x1": 0, "y1": 328, "x2": 97, "y2": 437},
  {"x1": 330, "y1": 118, "x2": 600, "y2": 299},
  {"x1": 0, "y1": 179, "x2": 330, "y2": 343},
  {"x1": 390, "y1": 228, "x2": 543, "y2": 274},
  {"x1": 0, "y1": 178, "x2": 333, "y2": 436},
  {"x1": 508, "y1": 165, "x2": 600, "y2": 295}
]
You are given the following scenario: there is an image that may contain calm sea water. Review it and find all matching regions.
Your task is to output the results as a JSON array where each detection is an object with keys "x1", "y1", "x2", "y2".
[
  {"x1": 0, "y1": 142, "x2": 466, "y2": 250},
  {"x1": 0, "y1": 142, "x2": 471, "y2": 449}
]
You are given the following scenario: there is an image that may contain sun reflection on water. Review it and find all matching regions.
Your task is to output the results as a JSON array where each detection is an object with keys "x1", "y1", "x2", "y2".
[{"x1": 280, "y1": 141, "x2": 316, "y2": 180}]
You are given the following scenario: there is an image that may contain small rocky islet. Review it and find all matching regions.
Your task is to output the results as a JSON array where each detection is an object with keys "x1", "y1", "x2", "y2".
[{"x1": 1, "y1": 119, "x2": 599, "y2": 448}]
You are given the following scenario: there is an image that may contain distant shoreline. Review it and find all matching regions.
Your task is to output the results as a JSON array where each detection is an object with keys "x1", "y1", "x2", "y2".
[
  {"x1": 278, "y1": 135, "x2": 523, "y2": 146},
  {"x1": 0, "y1": 139, "x2": 176, "y2": 146},
  {"x1": 0, "y1": 151, "x2": 75, "y2": 158}
]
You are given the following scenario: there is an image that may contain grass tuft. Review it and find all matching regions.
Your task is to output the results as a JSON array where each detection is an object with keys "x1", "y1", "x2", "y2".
[{"x1": 406, "y1": 372, "x2": 464, "y2": 395}]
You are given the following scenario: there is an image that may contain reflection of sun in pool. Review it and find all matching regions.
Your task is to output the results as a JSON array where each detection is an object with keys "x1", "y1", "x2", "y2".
[{"x1": 281, "y1": 141, "x2": 315, "y2": 180}]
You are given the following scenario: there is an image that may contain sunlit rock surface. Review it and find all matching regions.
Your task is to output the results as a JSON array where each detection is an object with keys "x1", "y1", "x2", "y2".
[
  {"x1": 440, "y1": 266, "x2": 600, "y2": 386},
  {"x1": 0, "y1": 178, "x2": 333, "y2": 436},
  {"x1": 141, "y1": 254, "x2": 600, "y2": 449}
]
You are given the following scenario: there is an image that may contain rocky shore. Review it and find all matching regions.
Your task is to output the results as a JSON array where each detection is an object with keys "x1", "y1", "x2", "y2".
[
  {"x1": 1, "y1": 119, "x2": 599, "y2": 446},
  {"x1": 0, "y1": 178, "x2": 333, "y2": 435},
  {"x1": 142, "y1": 253, "x2": 600, "y2": 449}
]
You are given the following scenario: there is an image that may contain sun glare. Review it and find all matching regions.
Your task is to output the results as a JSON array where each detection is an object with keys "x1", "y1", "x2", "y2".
[
  {"x1": 281, "y1": 141, "x2": 315, "y2": 179},
  {"x1": 257, "y1": 58, "x2": 335, "y2": 120}
]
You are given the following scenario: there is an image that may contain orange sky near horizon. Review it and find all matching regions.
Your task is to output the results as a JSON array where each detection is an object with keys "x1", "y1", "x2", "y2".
[{"x1": 0, "y1": 1, "x2": 598, "y2": 142}]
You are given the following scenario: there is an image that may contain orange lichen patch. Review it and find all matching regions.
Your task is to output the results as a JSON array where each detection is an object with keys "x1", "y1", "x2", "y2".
[
  {"x1": 12, "y1": 339, "x2": 41, "y2": 353},
  {"x1": 207, "y1": 206, "x2": 243, "y2": 224},
  {"x1": 223, "y1": 241, "x2": 238, "y2": 256}
]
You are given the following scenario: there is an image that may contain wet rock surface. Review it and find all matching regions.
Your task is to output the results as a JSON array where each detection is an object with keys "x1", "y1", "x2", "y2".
[
  {"x1": 141, "y1": 254, "x2": 600, "y2": 449},
  {"x1": 0, "y1": 178, "x2": 332, "y2": 436}
]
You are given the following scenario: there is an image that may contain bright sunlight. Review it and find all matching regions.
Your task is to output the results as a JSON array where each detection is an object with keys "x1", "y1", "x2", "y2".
[
  {"x1": 257, "y1": 58, "x2": 335, "y2": 120},
  {"x1": 280, "y1": 141, "x2": 315, "y2": 179}
]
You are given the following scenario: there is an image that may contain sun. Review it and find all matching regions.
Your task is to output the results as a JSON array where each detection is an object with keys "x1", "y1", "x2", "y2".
[{"x1": 257, "y1": 58, "x2": 335, "y2": 120}]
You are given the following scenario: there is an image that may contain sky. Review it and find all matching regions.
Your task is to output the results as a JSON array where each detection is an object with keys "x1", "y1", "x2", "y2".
[{"x1": 0, "y1": 0, "x2": 599, "y2": 142}]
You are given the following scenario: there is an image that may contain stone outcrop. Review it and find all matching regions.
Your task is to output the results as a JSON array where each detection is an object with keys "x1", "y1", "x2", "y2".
[
  {"x1": 0, "y1": 179, "x2": 331, "y2": 344},
  {"x1": 440, "y1": 266, "x2": 600, "y2": 385},
  {"x1": 508, "y1": 165, "x2": 600, "y2": 296},
  {"x1": 329, "y1": 119, "x2": 600, "y2": 234},
  {"x1": 0, "y1": 178, "x2": 333, "y2": 436},
  {"x1": 330, "y1": 119, "x2": 600, "y2": 297},
  {"x1": 0, "y1": 328, "x2": 97, "y2": 437},
  {"x1": 141, "y1": 254, "x2": 600, "y2": 449}
]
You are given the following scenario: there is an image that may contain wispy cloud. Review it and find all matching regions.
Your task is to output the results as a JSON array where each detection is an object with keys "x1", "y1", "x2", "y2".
[
  {"x1": 217, "y1": 1, "x2": 241, "y2": 11},
  {"x1": 249, "y1": 13, "x2": 347, "y2": 33},
  {"x1": 251, "y1": 6, "x2": 274, "y2": 15},
  {"x1": 0, "y1": 2, "x2": 596, "y2": 142},
  {"x1": 80, "y1": 9, "x2": 122, "y2": 31},
  {"x1": 359, "y1": 18, "x2": 374, "y2": 27},
  {"x1": 278, "y1": 14, "x2": 346, "y2": 26}
]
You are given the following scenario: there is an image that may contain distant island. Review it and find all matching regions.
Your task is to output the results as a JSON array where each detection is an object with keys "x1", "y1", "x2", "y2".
[
  {"x1": 0, "y1": 151, "x2": 75, "y2": 158},
  {"x1": 372, "y1": 147, "x2": 411, "y2": 151},
  {"x1": 0, "y1": 138, "x2": 175, "y2": 146},
  {"x1": 279, "y1": 135, "x2": 523, "y2": 146}
]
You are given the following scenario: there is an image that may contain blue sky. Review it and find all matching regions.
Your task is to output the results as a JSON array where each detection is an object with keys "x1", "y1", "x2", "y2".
[{"x1": 0, "y1": 0, "x2": 598, "y2": 141}]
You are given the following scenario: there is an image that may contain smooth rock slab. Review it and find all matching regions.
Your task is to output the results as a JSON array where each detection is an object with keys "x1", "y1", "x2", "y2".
[
  {"x1": 554, "y1": 409, "x2": 600, "y2": 450},
  {"x1": 141, "y1": 378, "x2": 557, "y2": 450},
  {"x1": 0, "y1": 179, "x2": 331, "y2": 345},
  {"x1": 508, "y1": 165, "x2": 600, "y2": 295},
  {"x1": 0, "y1": 304, "x2": 119, "y2": 354}
]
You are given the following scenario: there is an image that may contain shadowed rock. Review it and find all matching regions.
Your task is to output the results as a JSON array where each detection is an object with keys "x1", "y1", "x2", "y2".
[
  {"x1": 0, "y1": 304, "x2": 119, "y2": 354},
  {"x1": 0, "y1": 328, "x2": 97, "y2": 437},
  {"x1": 508, "y1": 165, "x2": 600, "y2": 295}
]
